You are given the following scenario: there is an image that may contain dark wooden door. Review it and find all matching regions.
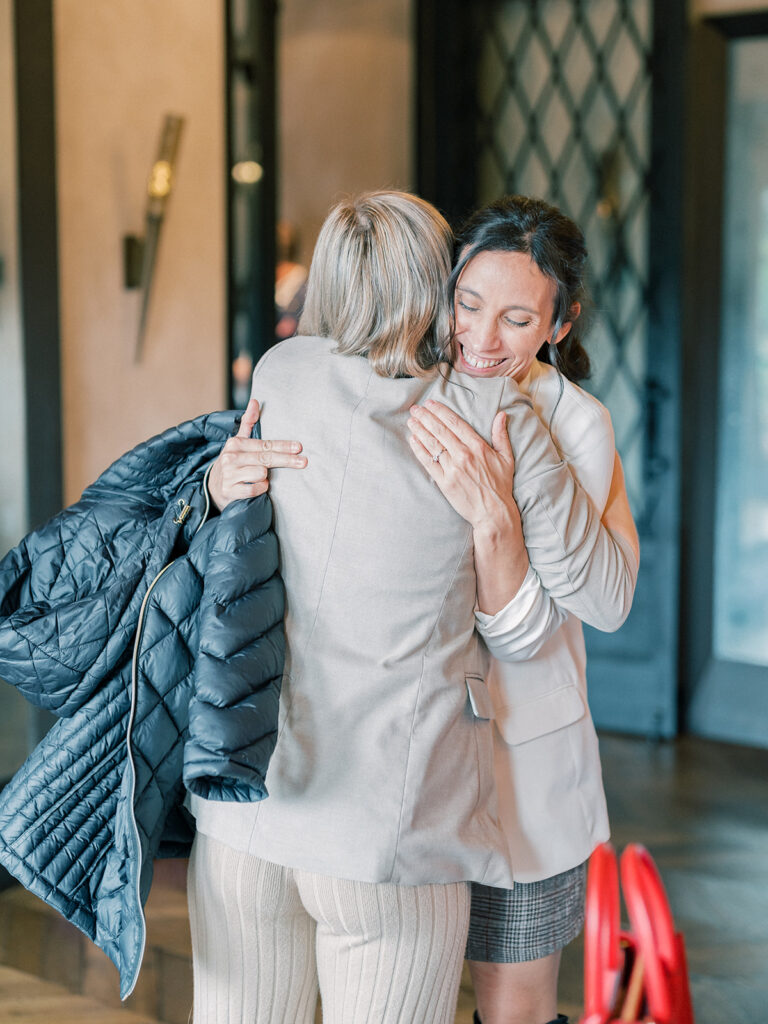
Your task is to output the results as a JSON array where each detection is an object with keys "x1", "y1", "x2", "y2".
[{"x1": 418, "y1": 0, "x2": 685, "y2": 737}]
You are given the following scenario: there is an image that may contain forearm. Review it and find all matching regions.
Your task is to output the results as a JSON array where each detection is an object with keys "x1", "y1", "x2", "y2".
[
  {"x1": 516, "y1": 470, "x2": 638, "y2": 631},
  {"x1": 473, "y1": 502, "x2": 530, "y2": 615},
  {"x1": 508, "y1": 406, "x2": 638, "y2": 632},
  {"x1": 475, "y1": 565, "x2": 567, "y2": 661}
]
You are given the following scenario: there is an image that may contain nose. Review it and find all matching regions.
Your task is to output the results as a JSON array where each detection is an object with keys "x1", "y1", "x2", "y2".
[{"x1": 464, "y1": 311, "x2": 499, "y2": 354}]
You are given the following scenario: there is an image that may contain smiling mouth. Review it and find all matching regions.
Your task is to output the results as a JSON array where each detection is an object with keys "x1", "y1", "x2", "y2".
[{"x1": 461, "y1": 345, "x2": 506, "y2": 370}]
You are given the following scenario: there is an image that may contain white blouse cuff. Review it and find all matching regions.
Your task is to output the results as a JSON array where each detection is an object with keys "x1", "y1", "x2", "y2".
[{"x1": 475, "y1": 565, "x2": 567, "y2": 661}]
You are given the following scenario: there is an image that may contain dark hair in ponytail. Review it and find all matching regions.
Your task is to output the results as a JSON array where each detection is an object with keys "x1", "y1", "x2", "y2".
[{"x1": 450, "y1": 195, "x2": 591, "y2": 382}]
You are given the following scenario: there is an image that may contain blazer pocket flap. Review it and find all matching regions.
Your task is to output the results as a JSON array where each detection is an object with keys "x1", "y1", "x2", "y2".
[
  {"x1": 494, "y1": 684, "x2": 586, "y2": 745},
  {"x1": 466, "y1": 675, "x2": 494, "y2": 720}
]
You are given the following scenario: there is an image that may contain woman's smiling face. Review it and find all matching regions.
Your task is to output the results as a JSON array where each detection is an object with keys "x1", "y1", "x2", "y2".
[{"x1": 453, "y1": 250, "x2": 574, "y2": 381}]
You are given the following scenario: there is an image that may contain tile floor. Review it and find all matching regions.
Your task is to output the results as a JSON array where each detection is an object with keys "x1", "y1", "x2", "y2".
[{"x1": 1, "y1": 733, "x2": 767, "y2": 1023}]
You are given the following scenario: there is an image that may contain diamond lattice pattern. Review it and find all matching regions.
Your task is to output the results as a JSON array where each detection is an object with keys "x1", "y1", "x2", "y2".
[{"x1": 475, "y1": 0, "x2": 652, "y2": 518}]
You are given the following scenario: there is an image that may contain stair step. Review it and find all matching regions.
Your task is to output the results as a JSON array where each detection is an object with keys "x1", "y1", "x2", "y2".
[{"x1": 0, "y1": 964, "x2": 163, "y2": 1023}]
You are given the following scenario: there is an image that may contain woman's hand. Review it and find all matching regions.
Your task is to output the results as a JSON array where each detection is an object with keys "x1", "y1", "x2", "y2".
[
  {"x1": 407, "y1": 399, "x2": 529, "y2": 613},
  {"x1": 208, "y1": 398, "x2": 307, "y2": 511},
  {"x1": 407, "y1": 400, "x2": 518, "y2": 532}
]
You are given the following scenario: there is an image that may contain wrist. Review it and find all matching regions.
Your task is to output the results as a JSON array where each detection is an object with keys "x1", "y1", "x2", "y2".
[
  {"x1": 472, "y1": 501, "x2": 522, "y2": 546},
  {"x1": 206, "y1": 461, "x2": 226, "y2": 512}
]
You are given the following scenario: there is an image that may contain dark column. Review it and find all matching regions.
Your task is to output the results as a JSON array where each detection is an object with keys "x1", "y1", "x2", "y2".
[
  {"x1": 415, "y1": 0, "x2": 481, "y2": 227},
  {"x1": 14, "y1": 0, "x2": 63, "y2": 526}
]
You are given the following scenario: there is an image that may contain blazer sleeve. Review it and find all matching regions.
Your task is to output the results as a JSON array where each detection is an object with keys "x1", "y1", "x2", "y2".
[{"x1": 498, "y1": 385, "x2": 638, "y2": 633}]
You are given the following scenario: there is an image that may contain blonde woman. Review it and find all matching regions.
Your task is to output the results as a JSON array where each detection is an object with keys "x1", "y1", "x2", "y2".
[{"x1": 191, "y1": 191, "x2": 631, "y2": 1024}]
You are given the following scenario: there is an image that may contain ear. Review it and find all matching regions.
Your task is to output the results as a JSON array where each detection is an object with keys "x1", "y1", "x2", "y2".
[{"x1": 551, "y1": 301, "x2": 581, "y2": 347}]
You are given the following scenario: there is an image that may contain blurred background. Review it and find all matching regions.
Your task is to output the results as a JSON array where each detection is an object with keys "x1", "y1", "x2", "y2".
[{"x1": 1, "y1": 1, "x2": 767, "y2": 1021}]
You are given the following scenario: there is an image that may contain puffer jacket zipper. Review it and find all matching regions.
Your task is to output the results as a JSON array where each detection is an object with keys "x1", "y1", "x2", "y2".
[{"x1": 123, "y1": 473, "x2": 212, "y2": 997}]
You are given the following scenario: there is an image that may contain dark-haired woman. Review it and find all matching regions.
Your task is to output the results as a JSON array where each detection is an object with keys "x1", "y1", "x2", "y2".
[
  {"x1": 408, "y1": 194, "x2": 639, "y2": 1024},
  {"x1": 193, "y1": 191, "x2": 640, "y2": 1024}
]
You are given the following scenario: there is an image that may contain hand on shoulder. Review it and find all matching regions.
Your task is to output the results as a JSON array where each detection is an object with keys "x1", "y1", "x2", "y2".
[{"x1": 207, "y1": 398, "x2": 307, "y2": 510}]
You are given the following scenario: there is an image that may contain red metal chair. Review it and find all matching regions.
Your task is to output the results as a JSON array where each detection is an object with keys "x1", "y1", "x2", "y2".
[
  {"x1": 620, "y1": 843, "x2": 695, "y2": 1024},
  {"x1": 583, "y1": 842, "x2": 623, "y2": 1023},
  {"x1": 578, "y1": 841, "x2": 695, "y2": 1024}
]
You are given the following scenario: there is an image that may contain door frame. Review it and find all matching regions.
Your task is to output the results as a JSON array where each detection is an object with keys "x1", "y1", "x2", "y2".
[
  {"x1": 584, "y1": 0, "x2": 686, "y2": 739},
  {"x1": 14, "y1": 0, "x2": 62, "y2": 530},
  {"x1": 416, "y1": 0, "x2": 687, "y2": 738},
  {"x1": 680, "y1": 11, "x2": 768, "y2": 746}
]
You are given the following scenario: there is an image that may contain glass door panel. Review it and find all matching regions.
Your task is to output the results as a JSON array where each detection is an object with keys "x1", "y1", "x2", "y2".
[
  {"x1": 713, "y1": 38, "x2": 768, "y2": 669},
  {"x1": 689, "y1": 33, "x2": 768, "y2": 747}
]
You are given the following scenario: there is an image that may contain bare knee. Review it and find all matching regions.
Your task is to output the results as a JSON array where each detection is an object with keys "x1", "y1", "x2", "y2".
[{"x1": 468, "y1": 952, "x2": 561, "y2": 1024}]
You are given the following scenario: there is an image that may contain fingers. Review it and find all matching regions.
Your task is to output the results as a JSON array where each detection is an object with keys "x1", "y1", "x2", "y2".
[
  {"x1": 221, "y1": 442, "x2": 308, "y2": 472},
  {"x1": 237, "y1": 398, "x2": 261, "y2": 438},
  {"x1": 413, "y1": 400, "x2": 486, "y2": 450},
  {"x1": 408, "y1": 403, "x2": 462, "y2": 457},
  {"x1": 407, "y1": 432, "x2": 444, "y2": 477},
  {"x1": 491, "y1": 410, "x2": 513, "y2": 460},
  {"x1": 407, "y1": 412, "x2": 447, "y2": 462},
  {"x1": 233, "y1": 398, "x2": 305, "y2": 463}
]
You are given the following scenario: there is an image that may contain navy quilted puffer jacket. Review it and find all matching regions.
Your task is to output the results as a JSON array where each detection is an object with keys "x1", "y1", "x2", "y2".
[{"x1": 0, "y1": 411, "x2": 285, "y2": 998}]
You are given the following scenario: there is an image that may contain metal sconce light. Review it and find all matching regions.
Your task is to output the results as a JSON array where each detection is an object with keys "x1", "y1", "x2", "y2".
[
  {"x1": 596, "y1": 145, "x2": 624, "y2": 288},
  {"x1": 123, "y1": 114, "x2": 184, "y2": 362}
]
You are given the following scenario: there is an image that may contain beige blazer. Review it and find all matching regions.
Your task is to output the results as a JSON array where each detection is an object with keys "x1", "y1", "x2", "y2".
[
  {"x1": 190, "y1": 337, "x2": 632, "y2": 886},
  {"x1": 477, "y1": 361, "x2": 638, "y2": 882}
]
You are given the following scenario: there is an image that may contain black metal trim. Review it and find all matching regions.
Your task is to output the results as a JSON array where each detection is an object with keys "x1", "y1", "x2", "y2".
[
  {"x1": 704, "y1": 12, "x2": 768, "y2": 38},
  {"x1": 224, "y1": 0, "x2": 278, "y2": 407},
  {"x1": 14, "y1": 0, "x2": 62, "y2": 527},
  {"x1": 415, "y1": 0, "x2": 480, "y2": 227}
]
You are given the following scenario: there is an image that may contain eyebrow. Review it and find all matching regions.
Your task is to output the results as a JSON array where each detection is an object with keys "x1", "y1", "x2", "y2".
[{"x1": 456, "y1": 284, "x2": 537, "y2": 315}]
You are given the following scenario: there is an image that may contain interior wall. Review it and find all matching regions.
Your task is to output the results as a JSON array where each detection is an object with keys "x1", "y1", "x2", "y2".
[
  {"x1": 53, "y1": 0, "x2": 226, "y2": 503},
  {"x1": 278, "y1": 0, "x2": 413, "y2": 269},
  {"x1": 0, "y1": 0, "x2": 27, "y2": 553},
  {"x1": 0, "y1": 0, "x2": 32, "y2": 780}
]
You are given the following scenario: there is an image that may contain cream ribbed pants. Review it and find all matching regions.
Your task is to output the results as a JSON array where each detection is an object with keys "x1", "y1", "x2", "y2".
[{"x1": 188, "y1": 833, "x2": 470, "y2": 1024}]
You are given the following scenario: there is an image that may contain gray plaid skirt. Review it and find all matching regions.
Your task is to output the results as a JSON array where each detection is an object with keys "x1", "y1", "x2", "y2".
[{"x1": 466, "y1": 861, "x2": 587, "y2": 963}]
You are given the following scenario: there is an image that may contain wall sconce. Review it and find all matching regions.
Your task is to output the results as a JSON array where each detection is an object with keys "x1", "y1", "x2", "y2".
[
  {"x1": 596, "y1": 145, "x2": 625, "y2": 289},
  {"x1": 123, "y1": 114, "x2": 184, "y2": 362},
  {"x1": 596, "y1": 146, "x2": 621, "y2": 223}
]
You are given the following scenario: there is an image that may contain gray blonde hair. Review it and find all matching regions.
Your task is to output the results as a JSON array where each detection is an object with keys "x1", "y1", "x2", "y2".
[{"x1": 298, "y1": 190, "x2": 454, "y2": 377}]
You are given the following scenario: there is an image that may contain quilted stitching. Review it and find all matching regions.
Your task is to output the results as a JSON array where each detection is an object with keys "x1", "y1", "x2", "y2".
[{"x1": 0, "y1": 411, "x2": 285, "y2": 998}]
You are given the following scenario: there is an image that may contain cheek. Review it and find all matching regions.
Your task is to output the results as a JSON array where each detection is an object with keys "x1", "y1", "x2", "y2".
[
  {"x1": 497, "y1": 333, "x2": 541, "y2": 365},
  {"x1": 453, "y1": 310, "x2": 471, "y2": 335}
]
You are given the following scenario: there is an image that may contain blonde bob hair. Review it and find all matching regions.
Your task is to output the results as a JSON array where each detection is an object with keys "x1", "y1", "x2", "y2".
[{"x1": 298, "y1": 190, "x2": 454, "y2": 377}]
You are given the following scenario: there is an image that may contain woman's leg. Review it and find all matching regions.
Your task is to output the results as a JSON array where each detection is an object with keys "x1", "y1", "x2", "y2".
[
  {"x1": 297, "y1": 870, "x2": 470, "y2": 1024},
  {"x1": 467, "y1": 954, "x2": 561, "y2": 1024},
  {"x1": 187, "y1": 833, "x2": 319, "y2": 1024},
  {"x1": 466, "y1": 864, "x2": 587, "y2": 1024}
]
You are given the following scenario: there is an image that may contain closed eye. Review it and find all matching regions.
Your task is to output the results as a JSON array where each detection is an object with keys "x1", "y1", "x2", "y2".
[
  {"x1": 503, "y1": 316, "x2": 530, "y2": 328},
  {"x1": 458, "y1": 298, "x2": 479, "y2": 313}
]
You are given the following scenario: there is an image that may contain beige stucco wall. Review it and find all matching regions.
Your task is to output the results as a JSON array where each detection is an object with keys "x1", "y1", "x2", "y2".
[
  {"x1": 0, "y1": 0, "x2": 32, "y2": 777},
  {"x1": 0, "y1": 0, "x2": 27, "y2": 552},
  {"x1": 54, "y1": 1, "x2": 226, "y2": 503},
  {"x1": 278, "y1": 0, "x2": 413, "y2": 268}
]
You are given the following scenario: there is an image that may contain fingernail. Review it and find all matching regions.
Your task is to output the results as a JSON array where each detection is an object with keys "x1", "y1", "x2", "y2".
[{"x1": 291, "y1": 442, "x2": 301, "y2": 452}]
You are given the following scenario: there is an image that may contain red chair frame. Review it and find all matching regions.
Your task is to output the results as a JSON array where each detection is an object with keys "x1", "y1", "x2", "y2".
[
  {"x1": 579, "y1": 841, "x2": 695, "y2": 1024},
  {"x1": 620, "y1": 843, "x2": 695, "y2": 1024}
]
